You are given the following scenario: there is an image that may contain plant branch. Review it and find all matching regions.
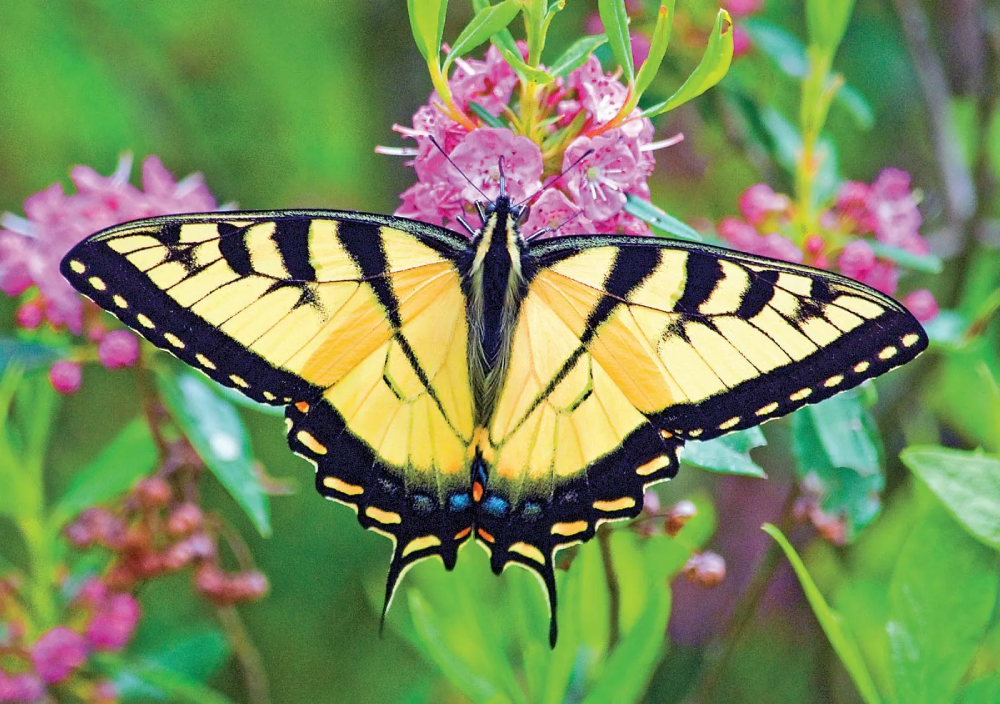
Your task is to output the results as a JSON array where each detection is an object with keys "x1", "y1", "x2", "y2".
[
  {"x1": 891, "y1": 0, "x2": 977, "y2": 227},
  {"x1": 598, "y1": 525, "x2": 621, "y2": 652},
  {"x1": 217, "y1": 605, "x2": 271, "y2": 704}
]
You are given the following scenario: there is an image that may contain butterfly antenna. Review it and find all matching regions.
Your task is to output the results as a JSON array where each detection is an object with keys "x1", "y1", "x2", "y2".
[
  {"x1": 524, "y1": 207, "x2": 587, "y2": 242},
  {"x1": 516, "y1": 148, "x2": 595, "y2": 209},
  {"x1": 428, "y1": 135, "x2": 491, "y2": 202}
]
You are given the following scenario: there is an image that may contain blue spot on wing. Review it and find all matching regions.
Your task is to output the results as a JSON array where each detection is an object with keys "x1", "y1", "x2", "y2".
[
  {"x1": 449, "y1": 493, "x2": 471, "y2": 511},
  {"x1": 483, "y1": 495, "x2": 509, "y2": 517}
]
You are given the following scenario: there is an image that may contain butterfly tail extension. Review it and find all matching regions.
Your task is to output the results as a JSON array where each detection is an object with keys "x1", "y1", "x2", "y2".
[
  {"x1": 477, "y1": 423, "x2": 680, "y2": 647},
  {"x1": 286, "y1": 399, "x2": 474, "y2": 628}
]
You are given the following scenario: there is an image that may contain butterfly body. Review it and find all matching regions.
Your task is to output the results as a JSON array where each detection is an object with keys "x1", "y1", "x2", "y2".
[{"x1": 61, "y1": 199, "x2": 927, "y2": 646}]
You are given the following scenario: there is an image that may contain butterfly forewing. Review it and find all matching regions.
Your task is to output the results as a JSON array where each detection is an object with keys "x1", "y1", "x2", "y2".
[{"x1": 61, "y1": 211, "x2": 479, "y2": 607}]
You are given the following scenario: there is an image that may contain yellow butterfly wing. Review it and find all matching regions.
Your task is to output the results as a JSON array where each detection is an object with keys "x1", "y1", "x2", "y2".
[
  {"x1": 62, "y1": 211, "x2": 477, "y2": 608},
  {"x1": 478, "y1": 236, "x2": 927, "y2": 637}
]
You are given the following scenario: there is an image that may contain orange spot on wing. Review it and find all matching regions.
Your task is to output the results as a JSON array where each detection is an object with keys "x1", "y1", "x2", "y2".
[
  {"x1": 472, "y1": 482, "x2": 483, "y2": 503},
  {"x1": 454, "y1": 526, "x2": 472, "y2": 540},
  {"x1": 295, "y1": 401, "x2": 310, "y2": 413},
  {"x1": 477, "y1": 528, "x2": 495, "y2": 543}
]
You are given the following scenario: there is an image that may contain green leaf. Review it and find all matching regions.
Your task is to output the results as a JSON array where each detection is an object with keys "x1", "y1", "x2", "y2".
[
  {"x1": 443, "y1": 0, "x2": 520, "y2": 69},
  {"x1": 901, "y1": 446, "x2": 1000, "y2": 551},
  {"x1": 743, "y1": 19, "x2": 873, "y2": 129},
  {"x1": 791, "y1": 392, "x2": 884, "y2": 539},
  {"x1": 581, "y1": 587, "x2": 670, "y2": 703},
  {"x1": 867, "y1": 241, "x2": 943, "y2": 275},
  {"x1": 633, "y1": 1, "x2": 674, "y2": 95},
  {"x1": 0, "y1": 338, "x2": 65, "y2": 375},
  {"x1": 494, "y1": 42, "x2": 552, "y2": 84},
  {"x1": 156, "y1": 369, "x2": 271, "y2": 536},
  {"x1": 887, "y1": 505, "x2": 999, "y2": 704},
  {"x1": 50, "y1": 419, "x2": 159, "y2": 530},
  {"x1": 806, "y1": 0, "x2": 856, "y2": 56},
  {"x1": 408, "y1": 591, "x2": 504, "y2": 702},
  {"x1": 105, "y1": 629, "x2": 232, "y2": 702},
  {"x1": 598, "y1": 0, "x2": 634, "y2": 82},
  {"x1": 467, "y1": 101, "x2": 506, "y2": 128},
  {"x1": 548, "y1": 35, "x2": 607, "y2": 78},
  {"x1": 763, "y1": 523, "x2": 882, "y2": 704},
  {"x1": 642, "y1": 10, "x2": 733, "y2": 117},
  {"x1": 623, "y1": 194, "x2": 702, "y2": 241},
  {"x1": 682, "y1": 426, "x2": 767, "y2": 478},
  {"x1": 407, "y1": 0, "x2": 448, "y2": 63},
  {"x1": 961, "y1": 672, "x2": 1000, "y2": 704}
]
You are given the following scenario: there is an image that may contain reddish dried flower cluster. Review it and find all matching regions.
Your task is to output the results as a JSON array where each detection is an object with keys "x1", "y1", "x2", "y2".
[
  {"x1": 388, "y1": 47, "x2": 674, "y2": 239},
  {"x1": 65, "y1": 475, "x2": 268, "y2": 606},
  {"x1": 718, "y1": 170, "x2": 938, "y2": 321},
  {"x1": 638, "y1": 493, "x2": 699, "y2": 538},
  {"x1": 683, "y1": 551, "x2": 727, "y2": 588},
  {"x1": 0, "y1": 155, "x2": 217, "y2": 394}
]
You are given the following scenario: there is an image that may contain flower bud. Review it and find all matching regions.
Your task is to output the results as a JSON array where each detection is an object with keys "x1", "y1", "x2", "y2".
[
  {"x1": 683, "y1": 551, "x2": 726, "y2": 588},
  {"x1": 166, "y1": 503, "x2": 203, "y2": 537},
  {"x1": 134, "y1": 476, "x2": 171, "y2": 509},
  {"x1": 15, "y1": 299, "x2": 44, "y2": 330},
  {"x1": 904, "y1": 289, "x2": 939, "y2": 323},
  {"x1": 664, "y1": 500, "x2": 698, "y2": 537},
  {"x1": 31, "y1": 626, "x2": 88, "y2": 684},
  {"x1": 49, "y1": 360, "x2": 82, "y2": 394},
  {"x1": 86, "y1": 593, "x2": 140, "y2": 652},
  {"x1": 97, "y1": 330, "x2": 139, "y2": 369}
]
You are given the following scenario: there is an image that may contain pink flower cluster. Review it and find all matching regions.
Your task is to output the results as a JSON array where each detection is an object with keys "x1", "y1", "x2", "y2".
[
  {"x1": 390, "y1": 49, "x2": 666, "y2": 240},
  {"x1": 718, "y1": 169, "x2": 939, "y2": 321},
  {"x1": 0, "y1": 155, "x2": 218, "y2": 394},
  {"x1": 0, "y1": 578, "x2": 139, "y2": 702}
]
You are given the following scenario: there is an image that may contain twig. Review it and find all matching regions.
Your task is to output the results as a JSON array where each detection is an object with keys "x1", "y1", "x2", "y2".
[
  {"x1": 217, "y1": 605, "x2": 271, "y2": 704},
  {"x1": 891, "y1": 0, "x2": 977, "y2": 226},
  {"x1": 598, "y1": 525, "x2": 621, "y2": 652},
  {"x1": 685, "y1": 486, "x2": 798, "y2": 704}
]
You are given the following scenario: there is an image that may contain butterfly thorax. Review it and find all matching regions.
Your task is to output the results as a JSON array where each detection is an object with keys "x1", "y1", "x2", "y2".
[{"x1": 465, "y1": 196, "x2": 528, "y2": 426}]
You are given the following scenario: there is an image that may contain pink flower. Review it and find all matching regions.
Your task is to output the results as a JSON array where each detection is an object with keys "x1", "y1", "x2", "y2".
[
  {"x1": 0, "y1": 671, "x2": 45, "y2": 703},
  {"x1": 446, "y1": 128, "x2": 544, "y2": 203},
  {"x1": 85, "y1": 592, "x2": 140, "y2": 652},
  {"x1": 522, "y1": 189, "x2": 595, "y2": 239},
  {"x1": 733, "y1": 25, "x2": 753, "y2": 58},
  {"x1": 49, "y1": 360, "x2": 82, "y2": 395},
  {"x1": 835, "y1": 181, "x2": 874, "y2": 233},
  {"x1": 563, "y1": 131, "x2": 638, "y2": 221},
  {"x1": 592, "y1": 210, "x2": 652, "y2": 237},
  {"x1": 739, "y1": 184, "x2": 791, "y2": 226},
  {"x1": 97, "y1": 330, "x2": 140, "y2": 369},
  {"x1": 0, "y1": 155, "x2": 216, "y2": 333},
  {"x1": 728, "y1": 0, "x2": 764, "y2": 17},
  {"x1": 838, "y1": 239, "x2": 876, "y2": 280},
  {"x1": 904, "y1": 289, "x2": 939, "y2": 323},
  {"x1": 447, "y1": 45, "x2": 518, "y2": 117},
  {"x1": 570, "y1": 56, "x2": 629, "y2": 126},
  {"x1": 869, "y1": 168, "x2": 923, "y2": 250},
  {"x1": 31, "y1": 626, "x2": 87, "y2": 684}
]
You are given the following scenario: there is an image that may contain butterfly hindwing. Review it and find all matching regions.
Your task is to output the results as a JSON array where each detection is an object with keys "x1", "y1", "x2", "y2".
[
  {"x1": 61, "y1": 211, "x2": 479, "y2": 610},
  {"x1": 477, "y1": 234, "x2": 927, "y2": 634}
]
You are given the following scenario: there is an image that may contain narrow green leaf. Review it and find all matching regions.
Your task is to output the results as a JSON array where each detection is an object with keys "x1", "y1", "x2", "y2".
[
  {"x1": 633, "y1": 0, "x2": 675, "y2": 95},
  {"x1": 598, "y1": 0, "x2": 634, "y2": 82},
  {"x1": 467, "y1": 101, "x2": 506, "y2": 128},
  {"x1": 494, "y1": 42, "x2": 552, "y2": 84},
  {"x1": 581, "y1": 587, "x2": 671, "y2": 703},
  {"x1": 682, "y1": 427, "x2": 767, "y2": 478},
  {"x1": 902, "y1": 446, "x2": 1000, "y2": 551},
  {"x1": 444, "y1": 0, "x2": 520, "y2": 69},
  {"x1": 623, "y1": 195, "x2": 702, "y2": 241},
  {"x1": 408, "y1": 591, "x2": 503, "y2": 702},
  {"x1": 868, "y1": 241, "x2": 943, "y2": 274},
  {"x1": 837, "y1": 83, "x2": 874, "y2": 130},
  {"x1": 50, "y1": 419, "x2": 158, "y2": 530},
  {"x1": 806, "y1": 0, "x2": 856, "y2": 56},
  {"x1": 548, "y1": 35, "x2": 607, "y2": 78},
  {"x1": 156, "y1": 369, "x2": 270, "y2": 536},
  {"x1": 407, "y1": 0, "x2": 448, "y2": 63},
  {"x1": 642, "y1": 10, "x2": 733, "y2": 117},
  {"x1": 763, "y1": 523, "x2": 882, "y2": 704},
  {"x1": 887, "y1": 505, "x2": 999, "y2": 704}
]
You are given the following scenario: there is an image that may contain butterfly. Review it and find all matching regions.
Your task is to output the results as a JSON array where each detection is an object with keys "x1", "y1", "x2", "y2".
[{"x1": 60, "y1": 189, "x2": 926, "y2": 646}]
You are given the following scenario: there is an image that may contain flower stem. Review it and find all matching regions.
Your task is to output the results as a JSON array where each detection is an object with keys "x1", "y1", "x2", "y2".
[
  {"x1": 217, "y1": 605, "x2": 271, "y2": 704},
  {"x1": 598, "y1": 525, "x2": 620, "y2": 652}
]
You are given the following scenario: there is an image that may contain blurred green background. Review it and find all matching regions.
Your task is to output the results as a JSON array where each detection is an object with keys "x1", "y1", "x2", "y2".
[{"x1": 1, "y1": 1, "x2": 994, "y2": 702}]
